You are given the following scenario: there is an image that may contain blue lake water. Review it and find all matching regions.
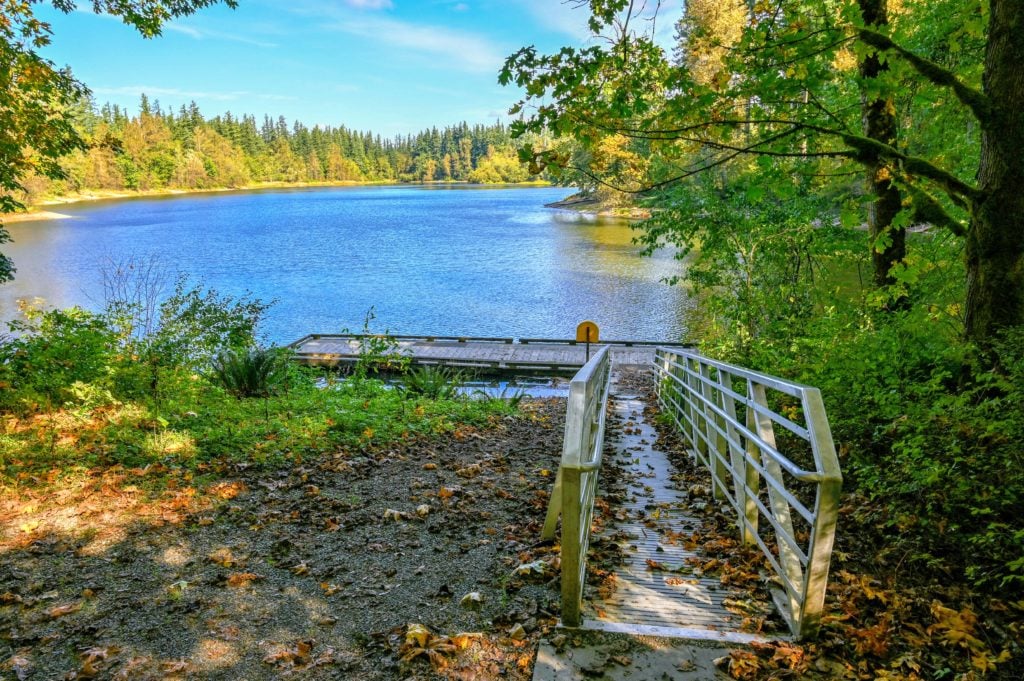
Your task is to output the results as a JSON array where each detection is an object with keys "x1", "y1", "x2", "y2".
[{"x1": 1, "y1": 185, "x2": 691, "y2": 344}]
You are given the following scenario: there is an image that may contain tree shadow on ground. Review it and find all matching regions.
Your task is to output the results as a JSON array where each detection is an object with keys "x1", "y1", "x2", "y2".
[{"x1": 0, "y1": 400, "x2": 569, "y2": 680}]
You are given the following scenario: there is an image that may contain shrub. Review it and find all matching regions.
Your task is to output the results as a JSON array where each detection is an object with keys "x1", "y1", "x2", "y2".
[
  {"x1": 210, "y1": 347, "x2": 292, "y2": 399},
  {"x1": 0, "y1": 304, "x2": 118, "y2": 412},
  {"x1": 348, "y1": 307, "x2": 410, "y2": 377},
  {"x1": 100, "y1": 267, "x2": 273, "y2": 399},
  {"x1": 400, "y1": 365, "x2": 465, "y2": 400},
  {"x1": 702, "y1": 306, "x2": 1024, "y2": 589}
]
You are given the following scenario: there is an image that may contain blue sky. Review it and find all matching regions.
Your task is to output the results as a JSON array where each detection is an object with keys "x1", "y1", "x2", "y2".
[{"x1": 36, "y1": 0, "x2": 655, "y2": 136}]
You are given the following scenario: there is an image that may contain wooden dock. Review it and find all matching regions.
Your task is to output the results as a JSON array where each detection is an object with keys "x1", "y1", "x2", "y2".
[{"x1": 288, "y1": 334, "x2": 688, "y2": 372}]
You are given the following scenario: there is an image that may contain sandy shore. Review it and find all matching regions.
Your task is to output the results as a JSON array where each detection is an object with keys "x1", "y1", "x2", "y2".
[
  {"x1": 37, "y1": 183, "x2": 344, "y2": 208},
  {"x1": 2, "y1": 210, "x2": 74, "y2": 223},
  {"x1": 32, "y1": 180, "x2": 553, "y2": 211}
]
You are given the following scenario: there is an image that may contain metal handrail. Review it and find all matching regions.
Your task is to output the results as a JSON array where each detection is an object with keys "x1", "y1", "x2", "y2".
[
  {"x1": 652, "y1": 347, "x2": 842, "y2": 640},
  {"x1": 541, "y1": 346, "x2": 612, "y2": 627}
]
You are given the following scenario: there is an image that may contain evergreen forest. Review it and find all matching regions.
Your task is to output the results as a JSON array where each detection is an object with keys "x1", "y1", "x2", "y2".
[{"x1": 16, "y1": 96, "x2": 536, "y2": 205}]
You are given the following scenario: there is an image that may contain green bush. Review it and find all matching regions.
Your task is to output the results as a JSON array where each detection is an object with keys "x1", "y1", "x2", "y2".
[
  {"x1": 400, "y1": 365, "x2": 465, "y2": 400},
  {"x1": 210, "y1": 347, "x2": 292, "y2": 398},
  {"x1": 701, "y1": 306, "x2": 1024, "y2": 588},
  {"x1": 0, "y1": 305, "x2": 118, "y2": 412},
  {"x1": 0, "y1": 273, "x2": 272, "y2": 412}
]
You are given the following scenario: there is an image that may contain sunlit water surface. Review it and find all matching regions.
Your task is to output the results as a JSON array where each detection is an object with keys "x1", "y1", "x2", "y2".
[{"x1": 2, "y1": 185, "x2": 691, "y2": 344}]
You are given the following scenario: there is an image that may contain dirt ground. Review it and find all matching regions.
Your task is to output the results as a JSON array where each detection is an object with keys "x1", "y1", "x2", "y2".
[{"x1": 0, "y1": 398, "x2": 583, "y2": 680}]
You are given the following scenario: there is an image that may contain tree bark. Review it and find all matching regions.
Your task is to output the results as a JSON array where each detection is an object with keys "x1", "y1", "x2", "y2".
[
  {"x1": 859, "y1": 0, "x2": 906, "y2": 294},
  {"x1": 965, "y1": 0, "x2": 1024, "y2": 343}
]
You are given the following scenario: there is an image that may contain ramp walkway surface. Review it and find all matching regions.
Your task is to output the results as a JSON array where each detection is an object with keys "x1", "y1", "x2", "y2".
[
  {"x1": 533, "y1": 368, "x2": 772, "y2": 680},
  {"x1": 582, "y1": 371, "x2": 768, "y2": 642}
]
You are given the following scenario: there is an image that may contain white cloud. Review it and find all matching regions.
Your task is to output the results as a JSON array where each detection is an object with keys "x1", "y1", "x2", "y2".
[
  {"x1": 453, "y1": 3, "x2": 470, "y2": 10},
  {"x1": 514, "y1": 0, "x2": 678, "y2": 49},
  {"x1": 166, "y1": 22, "x2": 279, "y2": 48},
  {"x1": 344, "y1": 0, "x2": 393, "y2": 8},
  {"x1": 283, "y1": 0, "x2": 504, "y2": 72},
  {"x1": 166, "y1": 23, "x2": 202, "y2": 39},
  {"x1": 324, "y1": 16, "x2": 504, "y2": 73}
]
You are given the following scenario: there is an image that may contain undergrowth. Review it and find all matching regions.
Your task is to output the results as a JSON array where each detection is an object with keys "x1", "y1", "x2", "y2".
[{"x1": 0, "y1": 294, "x2": 517, "y2": 490}]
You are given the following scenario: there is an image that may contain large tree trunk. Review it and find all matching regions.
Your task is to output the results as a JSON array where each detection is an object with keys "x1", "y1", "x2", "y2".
[
  {"x1": 859, "y1": 0, "x2": 906, "y2": 293},
  {"x1": 965, "y1": 0, "x2": 1024, "y2": 343}
]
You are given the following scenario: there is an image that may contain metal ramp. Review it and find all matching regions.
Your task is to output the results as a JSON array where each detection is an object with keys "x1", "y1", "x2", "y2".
[{"x1": 580, "y1": 382, "x2": 770, "y2": 644}]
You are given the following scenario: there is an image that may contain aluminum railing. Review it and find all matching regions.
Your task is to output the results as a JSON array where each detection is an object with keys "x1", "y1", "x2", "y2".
[
  {"x1": 541, "y1": 346, "x2": 612, "y2": 627},
  {"x1": 652, "y1": 347, "x2": 842, "y2": 639}
]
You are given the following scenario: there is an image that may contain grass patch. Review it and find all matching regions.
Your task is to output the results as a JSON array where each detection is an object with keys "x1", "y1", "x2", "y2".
[{"x1": 0, "y1": 371, "x2": 517, "y2": 490}]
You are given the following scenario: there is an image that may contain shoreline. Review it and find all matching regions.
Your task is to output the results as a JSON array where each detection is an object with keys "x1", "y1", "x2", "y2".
[
  {"x1": 545, "y1": 193, "x2": 651, "y2": 220},
  {"x1": 6, "y1": 179, "x2": 554, "y2": 221},
  {"x1": 2, "y1": 210, "x2": 75, "y2": 224}
]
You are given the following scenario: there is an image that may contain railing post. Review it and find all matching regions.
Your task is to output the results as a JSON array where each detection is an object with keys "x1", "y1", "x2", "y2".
[
  {"x1": 720, "y1": 370, "x2": 758, "y2": 545},
  {"x1": 688, "y1": 358, "x2": 708, "y2": 468},
  {"x1": 798, "y1": 476, "x2": 841, "y2": 637},
  {"x1": 700, "y1": 363, "x2": 728, "y2": 501},
  {"x1": 667, "y1": 352, "x2": 687, "y2": 446},
  {"x1": 541, "y1": 347, "x2": 612, "y2": 629},
  {"x1": 560, "y1": 466, "x2": 584, "y2": 627},
  {"x1": 749, "y1": 383, "x2": 804, "y2": 624},
  {"x1": 541, "y1": 468, "x2": 563, "y2": 541},
  {"x1": 797, "y1": 388, "x2": 842, "y2": 638}
]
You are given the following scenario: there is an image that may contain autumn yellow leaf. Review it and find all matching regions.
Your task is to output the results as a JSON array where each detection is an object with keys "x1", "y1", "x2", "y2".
[
  {"x1": 207, "y1": 548, "x2": 237, "y2": 568},
  {"x1": 262, "y1": 640, "x2": 313, "y2": 667},
  {"x1": 405, "y1": 623, "x2": 432, "y2": 648},
  {"x1": 226, "y1": 572, "x2": 262, "y2": 587},
  {"x1": 208, "y1": 481, "x2": 246, "y2": 500},
  {"x1": 160, "y1": 660, "x2": 190, "y2": 674},
  {"x1": 49, "y1": 602, "x2": 82, "y2": 619},
  {"x1": 725, "y1": 650, "x2": 762, "y2": 680},
  {"x1": 449, "y1": 632, "x2": 481, "y2": 650}
]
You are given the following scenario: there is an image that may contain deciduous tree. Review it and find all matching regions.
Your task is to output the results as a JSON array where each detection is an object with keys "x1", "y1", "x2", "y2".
[
  {"x1": 0, "y1": 0, "x2": 237, "y2": 281},
  {"x1": 503, "y1": 0, "x2": 1020, "y2": 344}
]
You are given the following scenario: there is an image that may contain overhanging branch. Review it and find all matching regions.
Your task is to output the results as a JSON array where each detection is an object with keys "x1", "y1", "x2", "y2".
[
  {"x1": 902, "y1": 183, "x2": 967, "y2": 237},
  {"x1": 858, "y1": 27, "x2": 991, "y2": 124}
]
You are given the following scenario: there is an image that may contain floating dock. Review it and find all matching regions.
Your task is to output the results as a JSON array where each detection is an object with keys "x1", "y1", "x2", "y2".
[{"x1": 288, "y1": 334, "x2": 688, "y2": 372}]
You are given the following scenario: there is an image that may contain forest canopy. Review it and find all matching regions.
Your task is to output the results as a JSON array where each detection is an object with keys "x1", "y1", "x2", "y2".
[{"x1": 17, "y1": 97, "x2": 536, "y2": 202}]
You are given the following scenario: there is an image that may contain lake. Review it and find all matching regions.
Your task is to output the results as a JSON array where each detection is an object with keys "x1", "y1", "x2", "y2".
[{"x1": 1, "y1": 185, "x2": 691, "y2": 344}]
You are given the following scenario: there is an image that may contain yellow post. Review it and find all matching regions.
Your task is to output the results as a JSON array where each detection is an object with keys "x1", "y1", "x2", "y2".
[{"x1": 576, "y1": 321, "x2": 599, "y2": 362}]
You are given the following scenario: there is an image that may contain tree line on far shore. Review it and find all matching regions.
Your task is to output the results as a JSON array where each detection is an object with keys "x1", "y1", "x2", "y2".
[{"x1": 17, "y1": 95, "x2": 538, "y2": 203}]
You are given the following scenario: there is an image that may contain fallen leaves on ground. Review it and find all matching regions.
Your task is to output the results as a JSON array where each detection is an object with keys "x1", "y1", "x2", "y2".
[
  {"x1": 225, "y1": 572, "x2": 262, "y2": 587},
  {"x1": 0, "y1": 398, "x2": 568, "y2": 680}
]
